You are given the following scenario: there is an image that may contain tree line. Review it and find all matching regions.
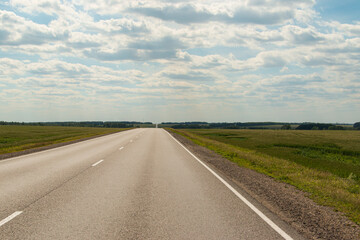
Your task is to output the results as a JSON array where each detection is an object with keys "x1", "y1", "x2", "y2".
[
  {"x1": 0, "y1": 121, "x2": 153, "y2": 128},
  {"x1": 1, "y1": 121, "x2": 358, "y2": 130},
  {"x1": 162, "y1": 122, "x2": 357, "y2": 130}
]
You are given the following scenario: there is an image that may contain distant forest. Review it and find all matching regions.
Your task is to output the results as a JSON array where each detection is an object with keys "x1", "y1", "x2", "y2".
[
  {"x1": 0, "y1": 121, "x2": 358, "y2": 130},
  {"x1": 161, "y1": 122, "x2": 286, "y2": 129},
  {"x1": 0, "y1": 121, "x2": 152, "y2": 128},
  {"x1": 161, "y1": 122, "x2": 356, "y2": 130}
]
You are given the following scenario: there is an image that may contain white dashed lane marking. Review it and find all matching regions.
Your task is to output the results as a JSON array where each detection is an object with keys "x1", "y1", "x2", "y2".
[
  {"x1": 0, "y1": 211, "x2": 23, "y2": 227},
  {"x1": 92, "y1": 160, "x2": 104, "y2": 167}
]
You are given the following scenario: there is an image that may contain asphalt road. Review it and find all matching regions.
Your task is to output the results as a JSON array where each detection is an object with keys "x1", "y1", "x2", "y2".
[{"x1": 0, "y1": 128, "x2": 304, "y2": 239}]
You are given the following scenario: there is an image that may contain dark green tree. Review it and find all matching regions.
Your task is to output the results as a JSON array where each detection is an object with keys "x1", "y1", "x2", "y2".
[{"x1": 281, "y1": 124, "x2": 291, "y2": 130}]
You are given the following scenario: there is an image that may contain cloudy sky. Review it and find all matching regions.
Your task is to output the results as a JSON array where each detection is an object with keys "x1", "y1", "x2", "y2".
[{"x1": 0, "y1": 0, "x2": 359, "y2": 123}]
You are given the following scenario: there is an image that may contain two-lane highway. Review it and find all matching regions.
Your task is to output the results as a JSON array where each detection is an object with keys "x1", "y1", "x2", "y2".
[{"x1": 0, "y1": 129, "x2": 304, "y2": 239}]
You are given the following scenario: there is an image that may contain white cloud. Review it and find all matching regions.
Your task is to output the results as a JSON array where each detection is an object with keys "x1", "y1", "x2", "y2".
[
  {"x1": 0, "y1": 58, "x2": 25, "y2": 76},
  {"x1": 129, "y1": 3, "x2": 295, "y2": 25},
  {"x1": 0, "y1": 0, "x2": 359, "y2": 122},
  {"x1": 322, "y1": 21, "x2": 360, "y2": 37},
  {"x1": 0, "y1": 10, "x2": 69, "y2": 46}
]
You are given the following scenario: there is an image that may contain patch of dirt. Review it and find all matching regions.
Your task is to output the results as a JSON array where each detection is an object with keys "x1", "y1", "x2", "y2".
[
  {"x1": 168, "y1": 130, "x2": 360, "y2": 240},
  {"x1": 0, "y1": 131, "x2": 123, "y2": 161}
]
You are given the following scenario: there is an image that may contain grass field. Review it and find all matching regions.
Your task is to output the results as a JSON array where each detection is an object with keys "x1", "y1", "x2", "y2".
[
  {"x1": 192, "y1": 129, "x2": 360, "y2": 181},
  {"x1": 0, "y1": 125, "x2": 128, "y2": 155},
  {"x1": 170, "y1": 128, "x2": 360, "y2": 224}
]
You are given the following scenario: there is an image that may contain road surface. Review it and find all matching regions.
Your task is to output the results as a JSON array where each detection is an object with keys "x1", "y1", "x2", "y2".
[{"x1": 0, "y1": 128, "x2": 304, "y2": 239}]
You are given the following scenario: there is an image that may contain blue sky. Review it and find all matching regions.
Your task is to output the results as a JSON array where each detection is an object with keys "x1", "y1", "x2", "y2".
[
  {"x1": 315, "y1": 0, "x2": 360, "y2": 23},
  {"x1": 0, "y1": 0, "x2": 359, "y2": 123}
]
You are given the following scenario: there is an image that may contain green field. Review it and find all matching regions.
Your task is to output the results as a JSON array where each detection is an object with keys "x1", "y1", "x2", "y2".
[
  {"x1": 191, "y1": 129, "x2": 360, "y2": 181},
  {"x1": 170, "y1": 128, "x2": 360, "y2": 224},
  {"x1": 0, "y1": 125, "x2": 128, "y2": 155}
]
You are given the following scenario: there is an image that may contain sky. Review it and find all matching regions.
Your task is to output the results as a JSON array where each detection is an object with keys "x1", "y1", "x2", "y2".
[{"x1": 0, "y1": 0, "x2": 359, "y2": 123}]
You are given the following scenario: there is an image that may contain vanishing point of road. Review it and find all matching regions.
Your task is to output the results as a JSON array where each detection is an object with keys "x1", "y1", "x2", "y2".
[{"x1": 0, "y1": 129, "x2": 304, "y2": 239}]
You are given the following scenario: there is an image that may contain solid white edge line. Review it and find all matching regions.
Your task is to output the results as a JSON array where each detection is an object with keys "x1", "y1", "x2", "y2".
[
  {"x1": 165, "y1": 130, "x2": 293, "y2": 240},
  {"x1": 92, "y1": 159, "x2": 104, "y2": 167},
  {"x1": 0, "y1": 211, "x2": 23, "y2": 227}
]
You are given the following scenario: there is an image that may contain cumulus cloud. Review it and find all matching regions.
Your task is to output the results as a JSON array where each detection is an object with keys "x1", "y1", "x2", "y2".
[
  {"x1": 129, "y1": 4, "x2": 294, "y2": 25},
  {"x1": 10, "y1": 0, "x2": 71, "y2": 16},
  {"x1": 0, "y1": 10, "x2": 69, "y2": 46},
  {"x1": 96, "y1": 18, "x2": 149, "y2": 35},
  {"x1": 0, "y1": 58, "x2": 25, "y2": 76},
  {"x1": 84, "y1": 48, "x2": 179, "y2": 61},
  {"x1": 83, "y1": 36, "x2": 185, "y2": 61},
  {"x1": 1, "y1": 0, "x2": 359, "y2": 122},
  {"x1": 129, "y1": 36, "x2": 184, "y2": 50},
  {"x1": 282, "y1": 25, "x2": 325, "y2": 45},
  {"x1": 161, "y1": 68, "x2": 217, "y2": 82},
  {"x1": 322, "y1": 21, "x2": 360, "y2": 37}
]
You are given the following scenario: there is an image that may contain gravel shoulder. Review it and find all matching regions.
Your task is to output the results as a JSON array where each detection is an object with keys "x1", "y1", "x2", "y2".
[{"x1": 167, "y1": 130, "x2": 360, "y2": 240}]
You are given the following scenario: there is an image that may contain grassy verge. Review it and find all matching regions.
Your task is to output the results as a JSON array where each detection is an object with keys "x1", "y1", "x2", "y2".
[
  {"x1": 168, "y1": 128, "x2": 360, "y2": 225},
  {"x1": 0, "y1": 125, "x2": 129, "y2": 155}
]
